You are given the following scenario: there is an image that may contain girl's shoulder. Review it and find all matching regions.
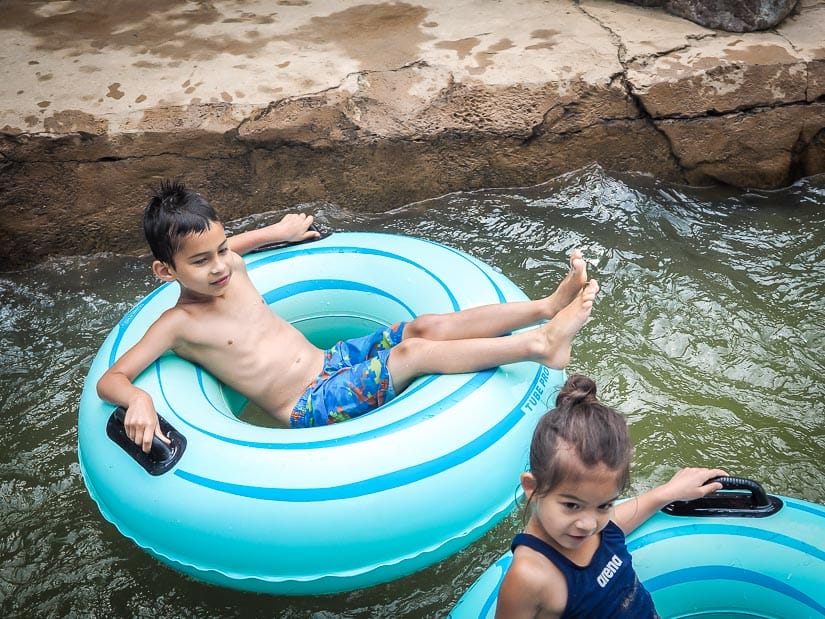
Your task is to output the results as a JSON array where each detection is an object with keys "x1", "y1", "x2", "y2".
[{"x1": 499, "y1": 541, "x2": 568, "y2": 616}]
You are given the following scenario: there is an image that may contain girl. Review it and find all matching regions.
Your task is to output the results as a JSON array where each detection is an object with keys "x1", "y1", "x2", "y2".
[{"x1": 495, "y1": 374, "x2": 727, "y2": 618}]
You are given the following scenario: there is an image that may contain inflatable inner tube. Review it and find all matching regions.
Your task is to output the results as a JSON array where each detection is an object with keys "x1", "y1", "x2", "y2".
[
  {"x1": 78, "y1": 232, "x2": 564, "y2": 594},
  {"x1": 448, "y1": 478, "x2": 825, "y2": 618}
]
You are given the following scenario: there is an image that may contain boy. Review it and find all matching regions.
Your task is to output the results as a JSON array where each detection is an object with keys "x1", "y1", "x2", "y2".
[{"x1": 98, "y1": 180, "x2": 599, "y2": 452}]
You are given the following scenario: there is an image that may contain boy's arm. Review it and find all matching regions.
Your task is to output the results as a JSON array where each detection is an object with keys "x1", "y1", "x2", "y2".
[
  {"x1": 614, "y1": 467, "x2": 728, "y2": 535},
  {"x1": 228, "y1": 213, "x2": 320, "y2": 256},
  {"x1": 96, "y1": 312, "x2": 181, "y2": 453}
]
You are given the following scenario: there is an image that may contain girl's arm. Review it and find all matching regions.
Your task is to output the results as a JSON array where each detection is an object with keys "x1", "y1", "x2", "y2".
[
  {"x1": 228, "y1": 213, "x2": 320, "y2": 256},
  {"x1": 614, "y1": 467, "x2": 729, "y2": 535},
  {"x1": 96, "y1": 311, "x2": 181, "y2": 453}
]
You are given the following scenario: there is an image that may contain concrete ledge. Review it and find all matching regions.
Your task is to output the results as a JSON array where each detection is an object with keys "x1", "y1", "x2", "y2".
[{"x1": 1, "y1": 0, "x2": 824, "y2": 266}]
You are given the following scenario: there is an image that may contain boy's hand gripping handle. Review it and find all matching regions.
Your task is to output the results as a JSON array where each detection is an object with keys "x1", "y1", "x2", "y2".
[
  {"x1": 252, "y1": 223, "x2": 330, "y2": 252},
  {"x1": 106, "y1": 406, "x2": 187, "y2": 475}
]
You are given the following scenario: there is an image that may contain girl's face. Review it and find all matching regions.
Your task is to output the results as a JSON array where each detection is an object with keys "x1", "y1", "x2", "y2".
[{"x1": 521, "y1": 461, "x2": 622, "y2": 557}]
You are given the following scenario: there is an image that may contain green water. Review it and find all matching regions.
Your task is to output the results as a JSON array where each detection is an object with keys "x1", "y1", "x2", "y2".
[{"x1": 1, "y1": 166, "x2": 823, "y2": 617}]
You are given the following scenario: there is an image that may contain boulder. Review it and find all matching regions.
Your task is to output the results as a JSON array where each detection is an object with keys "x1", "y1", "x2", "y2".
[{"x1": 625, "y1": 0, "x2": 800, "y2": 31}]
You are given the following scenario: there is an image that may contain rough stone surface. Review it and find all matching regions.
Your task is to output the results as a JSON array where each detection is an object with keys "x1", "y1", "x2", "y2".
[
  {"x1": 1, "y1": 0, "x2": 824, "y2": 266},
  {"x1": 664, "y1": 0, "x2": 800, "y2": 32}
]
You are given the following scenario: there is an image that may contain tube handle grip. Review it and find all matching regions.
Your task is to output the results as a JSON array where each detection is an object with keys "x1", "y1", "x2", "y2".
[
  {"x1": 112, "y1": 406, "x2": 173, "y2": 461},
  {"x1": 708, "y1": 476, "x2": 770, "y2": 507},
  {"x1": 107, "y1": 406, "x2": 187, "y2": 476},
  {"x1": 251, "y1": 223, "x2": 330, "y2": 252},
  {"x1": 663, "y1": 475, "x2": 782, "y2": 518}
]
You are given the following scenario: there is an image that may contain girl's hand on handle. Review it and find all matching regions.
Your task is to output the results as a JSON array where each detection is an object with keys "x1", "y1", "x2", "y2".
[
  {"x1": 616, "y1": 466, "x2": 729, "y2": 535},
  {"x1": 660, "y1": 467, "x2": 730, "y2": 503}
]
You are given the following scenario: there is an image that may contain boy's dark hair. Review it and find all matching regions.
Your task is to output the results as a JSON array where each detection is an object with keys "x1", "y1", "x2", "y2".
[
  {"x1": 526, "y1": 374, "x2": 633, "y2": 506},
  {"x1": 143, "y1": 180, "x2": 221, "y2": 265}
]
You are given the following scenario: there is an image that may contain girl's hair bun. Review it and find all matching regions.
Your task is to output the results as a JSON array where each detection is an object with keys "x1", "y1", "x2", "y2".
[{"x1": 555, "y1": 373, "x2": 597, "y2": 408}]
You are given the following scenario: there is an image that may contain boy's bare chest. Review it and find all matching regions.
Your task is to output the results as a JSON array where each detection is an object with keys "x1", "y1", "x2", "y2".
[{"x1": 185, "y1": 293, "x2": 277, "y2": 348}]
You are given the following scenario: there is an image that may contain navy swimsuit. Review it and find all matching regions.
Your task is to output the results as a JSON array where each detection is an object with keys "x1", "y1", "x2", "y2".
[{"x1": 511, "y1": 521, "x2": 659, "y2": 618}]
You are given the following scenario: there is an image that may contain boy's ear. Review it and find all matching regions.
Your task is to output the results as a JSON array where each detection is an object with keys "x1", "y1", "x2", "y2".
[{"x1": 152, "y1": 260, "x2": 177, "y2": 282}]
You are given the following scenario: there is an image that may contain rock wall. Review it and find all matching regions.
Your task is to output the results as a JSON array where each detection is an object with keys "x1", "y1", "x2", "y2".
[{"x1": 0, "y1": 0, "x2": 823, "y2": 267}]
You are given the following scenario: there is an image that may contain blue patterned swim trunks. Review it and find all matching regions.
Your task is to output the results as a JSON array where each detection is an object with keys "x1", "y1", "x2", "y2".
[{"x1": 289, "y1": 322, "x2": 406, "y2": 428}]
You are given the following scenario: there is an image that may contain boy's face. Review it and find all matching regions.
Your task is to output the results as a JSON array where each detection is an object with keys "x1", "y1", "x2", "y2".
[{"x1": 154, "y1": 223, "x2": 233, "y2": 298}]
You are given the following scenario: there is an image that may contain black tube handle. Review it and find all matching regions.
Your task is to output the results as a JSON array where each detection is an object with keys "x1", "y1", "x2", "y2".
[
  {"x1": 664, "y1": 475, "x2": 783, "y2": 518},
  {"x1": 112, "y1": 407, "x2": 173, "y2": 462},
  {"x1": 250, "y1": 223, "x2": 331, "y2": 253},
  {"x1": 708, "y1": 476, "x2": 771, "y2": 507},
  {"x1": 106, "y1": 406, "x2": 187, "y2": 476}
]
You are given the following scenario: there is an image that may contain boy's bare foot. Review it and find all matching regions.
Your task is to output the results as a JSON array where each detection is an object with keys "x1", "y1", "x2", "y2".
[
  {"x1": 544, "y1": 249, "x2": 588, "y2": 318},
  {"x1": 539, "y1": 279, "x2": 599, "y2": 369}
]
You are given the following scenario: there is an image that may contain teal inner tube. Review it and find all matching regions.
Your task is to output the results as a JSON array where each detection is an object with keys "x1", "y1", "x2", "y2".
[
  {"x1": 448, "y1": 478, "x2": 825, "y2": 618},
  {"x1": 77, "y1": 232, "x2": 564, "y2": 594}
]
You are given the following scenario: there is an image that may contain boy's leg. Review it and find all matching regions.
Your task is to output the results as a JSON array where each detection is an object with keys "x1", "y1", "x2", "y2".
[
  {"x1": 403, "y1": 249, "x2": 587, "y2": 342},
  {"x1": 388, "y1": 279, "x2": 599, "y2": 394}
]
